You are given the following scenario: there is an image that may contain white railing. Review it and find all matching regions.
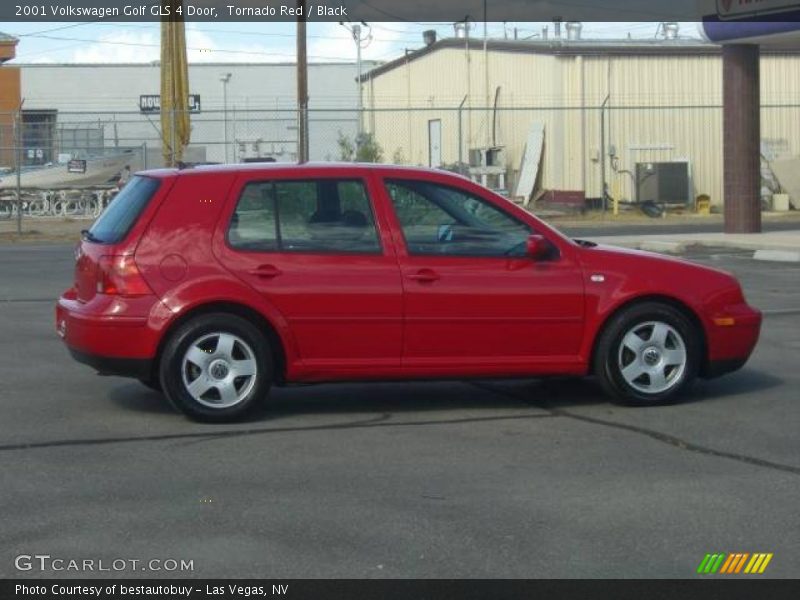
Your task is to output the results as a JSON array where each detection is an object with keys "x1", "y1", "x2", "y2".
[{"x1": 0, "y1": 187, "x2": 116, "y2": 220}]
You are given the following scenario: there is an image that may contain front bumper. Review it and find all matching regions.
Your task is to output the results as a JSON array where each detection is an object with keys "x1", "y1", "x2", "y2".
[
  {"x1": 702, "y1": 357, "x2": 750, "y2": 379},
  {"x1": 701, "y1": 303, "x2": 762, "y2": 378}
]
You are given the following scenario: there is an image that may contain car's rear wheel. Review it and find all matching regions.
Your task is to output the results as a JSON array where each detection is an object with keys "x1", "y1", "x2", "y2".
[
  {"x1": 594, "y1": 302, "x2": 701, "y2": 406},
  {"x1": 159, "y1": 313, "x2": 272, "y2": 422}
]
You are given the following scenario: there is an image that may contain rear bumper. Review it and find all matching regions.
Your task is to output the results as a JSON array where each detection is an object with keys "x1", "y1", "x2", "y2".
[
  {"x1": 56, "y1": 288, "x2": 165, "y2": 378},
  {"x1": 68, "y1": 347, "x2": 152, "y2": 379}
]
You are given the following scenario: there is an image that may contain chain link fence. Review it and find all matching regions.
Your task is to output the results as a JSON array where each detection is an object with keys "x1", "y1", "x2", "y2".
[
  {"x1": 2, "y1": 104, "x2": 799, "y2": 230},
  {"x1": 363, "y1": 103, "x2": 800, "y2": 210}
]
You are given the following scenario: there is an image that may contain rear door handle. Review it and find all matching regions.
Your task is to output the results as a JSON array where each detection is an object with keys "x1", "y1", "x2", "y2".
[
  {"x1": 407, "y1": 269, "x2": 440, "y2": 283},
  {"x1": 248, "y1": 265, "x2": 282, "y2": 279}
]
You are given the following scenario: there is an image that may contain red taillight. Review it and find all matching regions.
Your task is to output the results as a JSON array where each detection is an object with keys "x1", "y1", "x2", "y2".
[{"x1": 96, "y1": 255, "x2": 151, "y2": 296}]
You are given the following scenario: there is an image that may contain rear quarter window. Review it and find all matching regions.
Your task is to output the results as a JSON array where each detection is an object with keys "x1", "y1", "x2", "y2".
[{"x1": 88, "y1": 176, "x2": 161, "y2": 244}]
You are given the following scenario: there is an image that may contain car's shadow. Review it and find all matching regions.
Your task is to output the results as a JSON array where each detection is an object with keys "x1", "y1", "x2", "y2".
[
  {"x1": 108, "y1": 367, "x2": 785, "y2": 423},
  {"x1": 520, "y1": 368, "x2": 784, "y2": 410},
  {"x1": 110, "y1": 379, "x2": 547, "y2": 422},
  {"x1": 686, "y1": 368, "x2": 785, "y2": 402},
  {"x1": 503, "y1": 368, "x2": 784, "y2": 410},
  {"x1": 109, "y1": 384, "x2": 177, "y2": 415}
]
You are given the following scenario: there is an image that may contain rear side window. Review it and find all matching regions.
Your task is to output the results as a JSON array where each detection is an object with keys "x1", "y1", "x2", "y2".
[
  {"x1": 228, "y1": 179, "x2": 381, "y2": 254},
  {"x1": 88, "y1": 176, "x2": 160, "y2": 244}
]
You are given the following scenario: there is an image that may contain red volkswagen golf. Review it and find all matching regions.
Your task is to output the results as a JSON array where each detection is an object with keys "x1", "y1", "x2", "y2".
[{"x1": 56, "y1": 164, "x2": 761, "y2": 422}]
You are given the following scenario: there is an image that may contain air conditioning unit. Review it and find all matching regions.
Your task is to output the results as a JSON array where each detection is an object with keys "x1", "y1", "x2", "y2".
[{"x1": 635, "y1": 161, "x2": 691, "y2": 206}]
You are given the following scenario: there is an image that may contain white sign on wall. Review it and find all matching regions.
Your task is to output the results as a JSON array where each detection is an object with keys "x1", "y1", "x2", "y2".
[{"x1": 139, "y1": 95, "x2": 202, "y2": 114}]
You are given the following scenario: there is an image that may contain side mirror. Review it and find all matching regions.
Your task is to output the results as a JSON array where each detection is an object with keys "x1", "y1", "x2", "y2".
[{"x1": 525, "y1": 234, "x2": 549, "y2": 260}]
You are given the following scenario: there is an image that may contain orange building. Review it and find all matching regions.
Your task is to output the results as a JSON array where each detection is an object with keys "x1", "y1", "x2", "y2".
[{"x1": 0, "y1": 33, "x2": 21, "y2": 167}]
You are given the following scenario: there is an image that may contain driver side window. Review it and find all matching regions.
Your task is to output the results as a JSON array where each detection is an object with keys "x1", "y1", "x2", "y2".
[{"x1": 385, "y1": 179, "x2": 531, "y2": 257}]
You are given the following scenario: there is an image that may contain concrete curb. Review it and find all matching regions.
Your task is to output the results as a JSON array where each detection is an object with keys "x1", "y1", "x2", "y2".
[
  {"x1": 763, "y1": 308, "x2": 800, "y2": 316},
  {"x1": 638, "y1": 241, "x2": 688, "y2": 254},
  {"x1": 753, "y1": 249, "x2": 800, "y2": 263},
  {"x1": 590, "y1": 232, "x2": 800, "y2": 257}
]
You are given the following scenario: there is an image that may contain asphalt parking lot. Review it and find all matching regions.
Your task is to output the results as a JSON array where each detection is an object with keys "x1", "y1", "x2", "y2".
[{"x1": 0, "y1": 241, "x2": 798, "y2": 579}]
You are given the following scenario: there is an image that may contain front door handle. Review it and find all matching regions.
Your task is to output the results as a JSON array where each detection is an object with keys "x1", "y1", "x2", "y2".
[
  {"x1": 407, "y1": 269, "x2": 440, "y2": 283},
  {"x1": 248, "y1": 265, "x2": 283, "y2": 279}
]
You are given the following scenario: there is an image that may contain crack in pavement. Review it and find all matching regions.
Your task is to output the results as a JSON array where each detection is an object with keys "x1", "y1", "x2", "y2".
[
  {"x1": 0, "y1": 378, "x2": 793, "y2": 477},
  {"x1": 0, "y1": 411, "x2": 555, "y2": 453},
  {"x1": 469, "y1": 381, "x2": 800, "y2": 477}
]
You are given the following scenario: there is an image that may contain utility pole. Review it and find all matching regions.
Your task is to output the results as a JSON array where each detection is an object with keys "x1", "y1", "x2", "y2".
[
  {"x1": 220, "y1": 73, "x2": 232, "y2": 163},
  {"x1": 341, "y1": 21, "x2": 371, "y2": 139},
  {"x1": 15, "y1": 99, "x2": 24, "y2": 235},
  {"x1": 296, "y1": 0, "x2": 309, "y2": 163},
  {"x1": 353, "y1": 24, "x2": 363, "y2": 137},
  {"x1": 483, "y1": 0, "x2": 490, "y2": 148},
  {"x1": 600, "y1": 94, "x2": 609, "y2": 212},
  {"x1": 723, "y1": 45, "x2": 761, "y2": 233}
]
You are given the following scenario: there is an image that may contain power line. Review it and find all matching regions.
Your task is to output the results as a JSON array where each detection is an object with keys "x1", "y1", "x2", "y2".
[
  {"x1": 81, "y1": 21, "x2": 428, "y2": 44},
  {"x1": 13, "y1": 42, "x2": 88, "y2": 60},
  {"x1": 100, "y1": 21, "x2": 359, "y2": 41},
  {"x1": 9, "y1": 32, "x2": 355, "y2": 61},
  {"x1": 12, "y1": 22, "x2": 98, "y2": 36},
  {"x1": 9, "y1": 21, "x2": 689, "y2": 65}
]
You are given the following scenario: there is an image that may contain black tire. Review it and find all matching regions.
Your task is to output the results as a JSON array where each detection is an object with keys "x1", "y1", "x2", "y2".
[
  {"x1": 159, "y1": 313, "x2": 273, "y2": 422},
  {"x1": 593, "y1": 302, "x2": 701, "y2": 406},
  {"x1": 640, "y1": 200, "x2": 665, "y2": 218}
]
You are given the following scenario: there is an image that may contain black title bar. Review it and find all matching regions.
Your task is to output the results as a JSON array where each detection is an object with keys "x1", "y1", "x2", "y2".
[
  {"x1": 5, "y1": 0, "x2": 800, "y2": 23},
  {"x1": 3, "y1": 579, "x2": 800, "y2": 600}
]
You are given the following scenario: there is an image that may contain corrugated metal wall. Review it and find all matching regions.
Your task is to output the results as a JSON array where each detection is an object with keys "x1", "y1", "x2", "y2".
[{"x1": 364, "y1": 46, "x2": 800, "y2": 207}]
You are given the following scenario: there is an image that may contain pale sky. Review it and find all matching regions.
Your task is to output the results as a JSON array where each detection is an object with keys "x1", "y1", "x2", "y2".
[{"x1": 0, "y1": 21, "x2": 703, "y2": 64}]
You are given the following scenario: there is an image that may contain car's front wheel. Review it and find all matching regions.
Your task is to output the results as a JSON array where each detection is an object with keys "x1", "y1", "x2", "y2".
[
  {"x1": 594, "y1": 302, "x2": 701, "y2": 406},
  {"x1": 159, "y1": 313, "x2": 272, "y2": 422}
]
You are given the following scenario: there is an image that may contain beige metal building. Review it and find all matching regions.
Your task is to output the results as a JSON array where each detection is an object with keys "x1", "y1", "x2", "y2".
[{"x1": 361, "y1": 37, "x2": 800, "y2": 208}]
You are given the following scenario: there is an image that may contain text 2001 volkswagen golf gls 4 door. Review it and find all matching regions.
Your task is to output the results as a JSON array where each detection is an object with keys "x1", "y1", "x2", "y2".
[{"x1": 56, "y1": 164, "x2": 761, "y2": 422}]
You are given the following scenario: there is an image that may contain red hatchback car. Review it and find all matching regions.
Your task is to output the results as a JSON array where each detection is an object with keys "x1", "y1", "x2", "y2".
[{"x1": 57, "y1": 163, "x2": 761, "y2": 421}]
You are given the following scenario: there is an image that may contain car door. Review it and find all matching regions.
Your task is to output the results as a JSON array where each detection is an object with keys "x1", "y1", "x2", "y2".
[
  {"x1": 216, "y1": 171, "x2": 403, "y2": 376},
  {"x1": 380, "y1": 175, "x2": 585, "y2": 375}
]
